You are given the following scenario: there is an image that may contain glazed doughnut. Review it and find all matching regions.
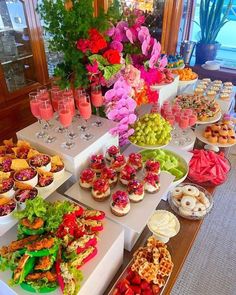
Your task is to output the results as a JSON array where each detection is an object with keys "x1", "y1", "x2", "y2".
[
  {"x1": 193, "y1": 202, "x2": 206, "y2": 217},
  {"x1": 180, "y1": 196, "x2": 196, "y2": 210},
  {"x1": 172, "y1": 187, "x2": 183, "y2": 198},
  {"x1": 172, "y1": 196, "x2": 182, "y2": 207},
  {"x1": 197, "y1": 193, "x2": 210, "y2": 209},
  {"x1": 182, "y1": 185, "x2": 199, "y2": 197},
  {"x1": 179, "y1": 207, "x2": 193, "y2": 217}
]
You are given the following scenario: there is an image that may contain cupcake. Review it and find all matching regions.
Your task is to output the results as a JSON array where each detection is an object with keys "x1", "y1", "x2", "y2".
[
  {"x1": 79, "y1": 168, "x2": 96, "y2": 189},
  {"x1": 119, "y1": 164, "x2": 136, "y2": 185},
  {"x1": 127, "y1": 153, "x2": 143, "y2": 170},
  {"x1": 110, "y1": 191, "x2": 130, "y2": 216},
  {"x1": 127, "y1": 179, "x2": 144, "y2": 203},
  {"x1": 91, "y1": 179, "x2": 110, "y2": 201},
  {"x1": 144, "y1": 173, "x2": 160, "y2": 193},
  {"x1": 105, "y1": 146, "x2": 120, "y2": 162},
  {"x1": 194, "y1": 88, "x2": 204, "y2": 95},
  {"x1": 219, "y1": 93, "x2": 230, "y2": 100},
  {"x1": 145, "y1": 160, "x2": 160, "y2": 175},
  {"x1": 90, "y1": 155, "x2": 106, "y2": 173},
  {"x1": 101, "y1": 167, "x2": 117, "y2": 187},
  {"x1": 206, "y1": 90, "x2": 216, "y2": 99},
  {"x1": 110, "y1": 155, "x2": 126, "y2": 172}
]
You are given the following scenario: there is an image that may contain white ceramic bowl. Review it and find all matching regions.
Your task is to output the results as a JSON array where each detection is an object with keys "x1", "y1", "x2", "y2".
[
  {"x1": 0, "y1": 200, "x2": 17, "y2": 224},
  {"x1": 14, "y1": 188, "x2": 38, "y2": 210},
  {"x1": 14, "y1": 169, "x2": 38, "y2": 187},
  {"x1": 0, "y1": 179, "x2": 15, "y2": 198},
  {"x1": 51, "y1": 166, "x2": 65, "y2": 179},
  {"x1": 29, "y1": 154, "x2": 51, "y2": 172},
  {"x1": 205, "y1": 61, "x2": 221, "y2": 71}
]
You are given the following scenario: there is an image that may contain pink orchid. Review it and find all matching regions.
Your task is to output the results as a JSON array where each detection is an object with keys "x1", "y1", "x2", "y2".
[
  {"x1": 135, "y1": 15, "x2": 145, "y2": 26},
  {"x1": 138, "y1": 26, "x2": 150, "y2": 43},
  {"x1": 106, "y1": 22, "x2": 115, "y2": 37},
  {"x1": 149, "y1": 53, "x2": 159, "y2": 69},
  {"x1": 104, "y1": 89, "x2": 116, "y2": 102},
  {"x1": 141, "y1": 39, "x2": 150, "y2": 56},
  {"x1": 125, "y1": 28, "x2": 137, "y2": 44},
  {"x1": 151, "y1": 40, "x2": 161, "y2": 57},
  {"x1": 159, "y1": 55, "x2": 168, "y2": 70},
  {"x1": 110, "y1": 40, "x2": 123, "y2": 53}
]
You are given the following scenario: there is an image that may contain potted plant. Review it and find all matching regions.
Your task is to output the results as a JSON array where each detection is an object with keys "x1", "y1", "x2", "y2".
[{"x1": 195, "y1": 0, "x2": 232, "y2": 65}]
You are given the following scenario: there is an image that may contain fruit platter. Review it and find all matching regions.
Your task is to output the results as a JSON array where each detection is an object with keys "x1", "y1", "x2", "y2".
[
  {"x1": 109, "y1": 236, "x2": 173, "y2": 295},
  {"x1": 166, "y1": 54, "x2": 185, "y2": 70},
  {"x1": 129, "y1": 114, "x2": 172, "y2": 149},
  {"x1": 172, "y1": 68, "x2": 198, "y2": 83}
]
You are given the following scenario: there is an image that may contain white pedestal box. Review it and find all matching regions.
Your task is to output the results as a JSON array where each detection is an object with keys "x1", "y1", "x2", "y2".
[
  {"x1": 17, "y1": 115, "x2": 118, "y2": 180},
  {"x1": 0, "y1": 192, "x2": 125, "y2": 295}
]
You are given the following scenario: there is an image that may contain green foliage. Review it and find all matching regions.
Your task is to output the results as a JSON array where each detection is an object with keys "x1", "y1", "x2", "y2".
[
  {"x1": 199, "y1": 0, "x2": 232, "y2": 44},
  {"x1": 106, "y1": 0, "x2": 122, "y2": 22}
]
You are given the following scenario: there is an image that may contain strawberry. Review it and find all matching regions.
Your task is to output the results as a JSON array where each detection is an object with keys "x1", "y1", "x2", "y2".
[
  {"x1": 131, "y1": 273, "x2": 141, "y2": 285},
  {"x1": 118, "y1": 279, "x2": 130, "y2": 293},
  {"x1": 130, "y1": 285, "x2": 141, "y2": 293},
  {"x1": 125, "y1": 288, "x2": 135, "y2": 295},
  {"x1": 113, "y1": 288, "x2": 122, "y2": 295},
  {"x1": 140, "y1": 281, "x2": 150, "y2": 290},
  {"x1": 126, "y1": 269, "x2": 135, "y2": 282},
  {"x1": 152, "y1": 285, "x2": 160, "y2": 295},
  {"x1": 142, "y1": 290, "x2": 153, "y2": 295}
]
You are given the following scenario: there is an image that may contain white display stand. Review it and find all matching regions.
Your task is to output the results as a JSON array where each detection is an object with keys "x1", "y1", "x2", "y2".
[
  {"x1": 0, "y1": 171, "x2": 72, "y2": 236},
  {"x1": 65, "y1": 172, "x2": 174, "y2": 251},
  {"x1": 168, "y1": 128, "x2": 196, "y2": 151},
  {"x1": 177, "y1": 78, "x2": 198, "y2": 95},
  {"x1": 0, "y1": 192, "x2": 124, "y2": 295},
  {"x1": 17, "y1": 115, "x2": 118, "y2": 180}
]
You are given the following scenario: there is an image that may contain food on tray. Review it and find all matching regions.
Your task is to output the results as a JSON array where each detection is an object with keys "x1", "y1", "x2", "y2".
[
  {"x1": 219, "y1": 92, "x2": 230, "y2": 100},
  {"x1": 37, "y1": 170, "x2": 54, "y2": 188},
  {"x1": 206, "y1": 90, "x2": 216, "y2": 99},
  {"x1": 172, "y1": 68, "x2": 197, "y2": 81},
  {"x1": 110, "y1": 154, "x2": 126, "y2": 172},
  {"x1": 110, "y1": 191, "x2": 130, "y2": 216},
  {"x1": 145, "y1": 159, "x2": 160, "y2": 175},
  {"x1": 14, "y1": 168, "x2": 38, "y2": 187},
  {"x1": 90, "y1": 154, "x2": 106, "y2": 173},
  {"x1": 14, "y1": 188, "x2": 38, "y2": 207},
  {"x1": 29, "y1": 154, "x2": 51, "y2": 172},
  {"x1": 167, "y1": 54, "x2": 184, "y2": 69},
  {"x1": 194, "y1": 87, "x2": 204, "y2": 95},
  {"x1": 101, "y1": 167, "x2": 118, "y2": 187},
  {"x1": 148, "y1": 210, "x2": 180, "y2": 242},
  {"x1": 129, "y1": 113, "x2": 172, "y2": 146},
  {"x1": 0, "y1": 177, "x2": 14, "y2": 198},
  {"x1": 202, "y1": 78, "x2": 211, "y2": 84},
  {"x1": 169, "y1": 184, "x2": 212, "y2": 219},
  {"x1": 50, "y1": 155, "x2": 65, "y2": 174},
  {"x1": 224, "y1": 82, "x2": 233, "y2": 87},
  {"x1": 79, "y1": 168, "x2": 96, "y2": 189},
  {"x1": 127, "y1": 153, "x2": 143, "y2": 170},
  {"x1": 188, "y1": 149, "x2": 230, "y2": 185},
  {"x1": 10, "y1": 159, "x2": 29, "y2": 171},
  {"x1": 203, "y1": 122, "x2": 236, "y2": 145},
  {"x1": 0, "y1": 157, "x2": 13, "y2": 172},
  {"x1": 82, "y1": 209, "x2": 105, "y2": 220},
  {"x1": 0, "y1": 198, "x2": 16, "y2": 218},
  {"x1": 141, "y1": 149, "x2": 187, "y2": 181},
  {"x1": 91, "y1": 179, "x2": 110, "y2": 201},
  {"x1": 119, "y1": 164, "x2": 136, "y2": 185},
  {"x1": 175, "y1": 94, "x2": 220, "y2": 121},
  {"x1": 127, "y1": 179, "x2": 144, "y2": 203},
  {"x1": 106, "y1": 146, "x2": 120, "y2": 162},
  {"x1": 144, "y1": 173, "x2": 160, "y2": 193}
]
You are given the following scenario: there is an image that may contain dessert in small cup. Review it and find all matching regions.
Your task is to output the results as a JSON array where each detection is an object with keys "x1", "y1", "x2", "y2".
[
  {"x1": 14, "y1": 187, "x2": 38, "y2": 210},
  {"x1": 91, "y1": 179, "x2": 110, "y2": 201},
  {"x1": 110, "y1": 154, "x2": 126, "y2": 172},
  {"x1": 105, "y1": 146, "x2": 120, "y2": 162},
  {"x1": 100, "y1": 167, "x2": 118, "y2": 187},
  {"x1": 36, "y1": 170, "x2": 54, "y2": 189},
  {"x1": 50, "y1": 155, "x2": 65, "y2": 178},
  {"x1": 0, "y1": 197, "x2": 17, "y2": 224},
  {"x1": 127, "y1": 153, "x2": 143, "y2": 170},
  {"x1": 144, "y1": 172, "x2": 160, "y2": 193},
  {"x1": 29, "y1": 154, "x2": 51, "y2": 172},
  {"x1": 0, "y1": 177, "x2": 15, "y2": 198},
  {"x1": 119, "y1": 164, "x2": 136, "y2": 185},
  {"x1": 127, "y1": 179, "x2": 144, "y2": 203},
  {"x1": 0, "y1": 157, "x2": 12, "y2": 172},
  {"x1": 14, "y1": 168, "x2": 38, "y2": 187},
  {"x1": 90, "y1": 154, "x2": 106, "y2": 173},
  {"x1": 79, "y1": 168, "x2": 96, "y2": 189},
  {"x1": 110, "y1": 190, "x2": 130, "y2": 217},
  {"x1": 145, "y1": 159, "x2": 160, "y2": 175}
]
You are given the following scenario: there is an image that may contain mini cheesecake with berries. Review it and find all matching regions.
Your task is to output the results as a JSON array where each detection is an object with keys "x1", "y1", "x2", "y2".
[
  {"x1": 101, "y1": 167, "x2": 118, "y2": 187},
  {"x1": 90, "y1": 155, "x2": 106, "y2": 173},
  {"x1": 145, "y1": 159, "x2": 160, "y2": 175},
  {"x1": 127, "y1": 153, "x2": 143, "y2": 170},
  {"x1": 105, "y1": 146, "x2": 120, "y2": 162},
  {"x1": 79, "y1": 169, "x2": 96, "y2": 189},
  {"x1": 119, "y1": 164, "x2": 136, "y2": 185},
  {"x1": 110, "y1": 155, "x2": 126, "y2": 172},
  {"x1": 110, "y1": 191, "x2": 130, "y2": 217},
  {"x1": 127, "y1": 179, "x2": 144, "y2": 203},
  {"x1": 91, "y1": 179, "x2": 110, "y2": 201},
  {"x1": 144, "y1": 172, "x2": 160, "y2": 193}
]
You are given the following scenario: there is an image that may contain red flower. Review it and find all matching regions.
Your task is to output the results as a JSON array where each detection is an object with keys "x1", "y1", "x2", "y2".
[
  {"x1": 76, "y1": 39, "x2": 90, "y2": 53},
  {"x1": 103, "y1": 49, "x2": 120, "y2": 64},
  {"x1": 89, "y1": 29, "x2": 107, "y2": 54}
]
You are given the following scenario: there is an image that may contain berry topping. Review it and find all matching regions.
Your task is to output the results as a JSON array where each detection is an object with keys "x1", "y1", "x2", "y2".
[
  {"x1": 120, "y1": 165, "x2": 136, "y2": 180},
  {"x1": 0, "y1": 178, "x2": 14, "y2": 193},
  {"x1": 112, "y1": 191, "x2": 129, "y2": 207},
  {"x1": 107, "y1": 146, "x2": 120, "y2": 156},
  {"x1": 128, "y1": 153, "x2": 142, "y2": 168},
  {"x1": 15, "y1": 168, "x2": 37, "y2": 181},
  {"x1": 145, "y1": 160, "x2": 160, "y2": 173},
  {"x1": 30, "y1": 154, "x2": 50, "y2": 167},
  {"x1": 127, "y1": 180, "x2": 144, "y2": 195},
  {"x1": 80, "y1": 169, "x2": 96, "y2": 182},
  {"x1": 93, "y1": 179, "x2": 109, "y2": 193},
  {"x1": 144, "y1": 172, "x2": 160, "y2": 187},
  {"x1": 101, "y1": 167, "x2": 116, "y2": 180},
  {"x1": 111, "y1": 155, "x2": 126, "y2": 168},
  {"x1": 90, "y1": 154, "x2": 105, "y2": 170}
]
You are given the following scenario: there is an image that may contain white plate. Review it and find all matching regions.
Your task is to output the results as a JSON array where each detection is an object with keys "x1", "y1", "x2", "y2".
[
  {"x1": 196, "y1": 111, "x2": 222, "y2": 125},
  {"x1": 195, "y1": 124, "x2": 236, "y2": 148},
  {"x1": 178, "y1": 77, "x2": 198, "y2": 86},
  {"x1": 201, "y1": 64, "x2": 220, "y2": 71},
  {"x1": 169, "y1": 64, "x2": 185, "y2": 70},
  {"x1": 129, "y1": 140, "x2": 171, "y2": 150}
]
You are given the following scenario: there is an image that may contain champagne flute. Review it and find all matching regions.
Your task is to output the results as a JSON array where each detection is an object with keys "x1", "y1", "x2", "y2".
[
  {"x1": 58, "y1": 101, "x2": 74, "y2": 149},
  {"x1": 62, "y1": 94, "x2": 77, "y2": 139},
  {"x1": 79, "y1": 94, "x2": 94, "y2": 141},
  {"x1": 39, "y1": 100, "x2": 56, "y2": 143},
  {"x1": 75, "y1": 88, "x2": 86, "y2": 118},
  {"x1": 29, "y1": 92, "x2": 47, "y2": 139},
  {"x1": 91, "y1": 85, "x2": 103, "y2": 127}
]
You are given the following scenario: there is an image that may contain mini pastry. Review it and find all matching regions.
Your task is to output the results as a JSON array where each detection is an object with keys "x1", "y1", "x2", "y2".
[
  {"x1": 79, "y1": 168, "x2": 96, "y2": 189},
  {"x1": 212, "y1": 130, "x2": 219, "y2": 137},
  {"x1": 110, "y1": 191, "x2": 130, "y2": 216},
  {"x1": 219, "y1": 93, "x2": 230, "y2": 100},
  {"x1": 228, "y1": 136, "x2": 236, "y2": 144},
  {"x1": 105, "y1": 146, "x2": 120, "y2": 162},
  {"x1": 206, "y1": 90, "x2": 216, "y2": 99},
  {"x1": 193, "y1": 202, "x2": 206, "y2": 217},
  {"x1": 208, "y1": 135, "x2": 218, "y2": 143},
  {"x1": 90, "y1": 155, "x2": 106, "y2": 173},
  {"x1": 204, "y1": 127, "x2": 212, "y2": 138},
  {"x1": 198, "y1": 83, "x2": 207, "y2": 90},
  {"x1": 145, "y1": 159, "x2": 160, "y2": 175},
  {"x1": 179, "y1": 207, "x2": 193, "y2": 217},
  {"x1": 100, "y1": 167, "x2": 117, "y2": 187},
  {"x1": 219, "y1": 127, "x2": 228, "y2": 136},
  {"x1": 227, "y1": 127, "x2": 235, "y2": 136},
  {"x1": 119, "y1": 164, "x2": 136, "y2": 185},
  {"x1": 110, "y1": 155, "x2": 126, "y2": 172},
  {"x1": 144, "y1": 172, "x2": 160, "y2": 193},
  {"x1": 194, "y1": 88, "x2": 204, "y2": 95},
  {"x1": 197, "y1": 192, "x2": 210, "y2": 208},
  {"x1": 127, "y1": 153, "x2": 143, "y2": 170},
  {"x1": 180, "y1": 196, "x2": 196, "y2": 210},
  {"x1": 218, "y1": 136, "x2": 228, "y2": 144},
  {"x1": 172, "y1": 187, "x2": 183, "y2": 198},
  {"x1": 221, "y1": 89, "x2": 231, "y2": 94},
  {"x1": 202, "y1": 78, "x2": 211, "y2": 83},
  {"x1": 213, "y1": 80, "x2": 222, "y2": 85},
  {"x1": 127, "y1": 179, "x2": 144, "y2": 203},
  {"x1": 224, "y1": 86, "x2": 233, "y2": 91},
  {"x1": 211, "y1": 124, "x2": 220, "y2": 131},
  {"x1": 223, "y1": 82, "x2": 232, "y2": 87},
  {"x1": 182, "y1": 185, "x2": 199, "y2": 197},
  {"x1": 91, "y1": 179, "x2": 110, "y2": 201},
  {"x1": 209, "y1": 86, "x2": 220, "y2": 92}
]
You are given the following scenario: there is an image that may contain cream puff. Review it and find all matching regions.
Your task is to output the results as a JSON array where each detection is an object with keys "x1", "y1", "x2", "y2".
[
  {"x1": 204, "y1": 127, "x2": 212, "y2": 138},
  {"x1": 100, "y1": 167, "x2": 117, "y2": 187},
  {"x1": 127, "y1": 179, "x2": 144, "y2": 203},
  {"x1": 143, "y1": 172, "x2": 160, "y2": 193},
  {"x1": 218, "y1": 136, "x2": 228, "y2": 144},
  {"x1": 110, "y1": 191, "x2": 130, "y2": 216},
  {"x1": 127, "y1": 153, "x2": 143, "y2": 170},
  {"x1": 105, "y1": 146, "x2": 120, "y2": 162},
  {"x1": 110, "y1": 155, "x2": 126, "y2": 172},
  {"x1": 90, "y1": 154, "x2": 106, "y2": 173},
  {"x1": 228, "y1": 136, "x2": 236, "y2": 144},
  {"x1": 208, "y1": 135, "x2": 218, "y2": 143},
  {"x1": 145, "y1": 159, "x2": 160, "y2": 175},
  {"x1": 79, "y1": 168, "x2": 96, "y2": 189},
  {"x1": 119, "y1": 164, "x2": 136, "y2": 185},
  {"x1": 211, "y1": 124, "x2": 220, "y2": 131},
  {"x1": 219, "y1": 127, "x2": 228, "y2": 136},
  {"x1": 91, "y1": 179, "x2": 110, "y2": 201}
]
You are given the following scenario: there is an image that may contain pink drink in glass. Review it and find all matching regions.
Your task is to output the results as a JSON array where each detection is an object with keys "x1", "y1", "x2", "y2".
[
  {"x1": 172, "y1": 104, "x2": 181, "y2": 113},
  {"x1": 179, "y1": 115, "x2": 189, "y2": 129},
  {"x1": 91, "y1": 90, "x2": 103, "y2": 107},
  {"x1": 183, "y1": 109, "x2": 193, "y2": 116},
  {"x1": 175, "y1": 111, "x2": 182, "y2": 123},
  {"x1": 59, "y1": 108, "x2": 72, "y2": 128},
  {"x1": 39, "y1": 101, "x2": 54, "y2": 121},
  {"x1": 30, "y1": 99, "x2": 41, "y2": 118},
  {"x1": 79, "y1": 102, "x2": 92, "y2": 120},
  {"x1": 189, "y1": 114, "x2": 197, "y2": 126},
  {"x1": 166, "y1": 115, "x2": 175, "y2": 126}
]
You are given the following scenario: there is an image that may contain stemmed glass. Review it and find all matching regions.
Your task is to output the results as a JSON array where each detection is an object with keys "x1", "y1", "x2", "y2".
[
  {"x1": 29, "y1": 92, "x2": 47, "y2": 139},
  {"x1": 39, "y1": 100, "x2": 56, "y2": 143},
  {"x1": 75, "y1": 89, "x2": 86, "y2": 118},
  {"x1": 58, "y1": 101, "x2": 74, "y2": 149},
  {"x1": 91, "y1": 85, "x2": 103, "y2": 127},
  {"x1": 78, "y1": 94, "x2": 94, "y2": 141},
  {"x1": 62, "y1": 93, "x2": 77, "y2": 139}
]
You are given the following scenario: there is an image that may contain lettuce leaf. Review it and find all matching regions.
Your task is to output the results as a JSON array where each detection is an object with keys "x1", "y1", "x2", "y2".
[
  {"x1": 103, "y1": 64, "x2": 122, "y2": 81},
  {"x1": 60, "y1": 263, "x2": 83, "y2": 295}
]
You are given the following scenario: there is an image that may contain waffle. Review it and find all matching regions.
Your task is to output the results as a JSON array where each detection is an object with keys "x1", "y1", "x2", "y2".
[
  {"x1": 152, "y1": 247, "x2": 161, "y2": 264},
  {"x1": 138, "y1": 262, "x2": 159, "y2": 283},
  {"x1": 153, "y1": 275, "x2": 166, "y2": 287},
  {"x1": 131, "y1": 257, "x2": 147, "y2": 272},
  {"x1": 158, "y1": 247, "x2": 172, "y2": 261},
  {"x1": 158, "y1": 258, "x2": 173, "y2": 277},
  {"x1": 147, "y1": 236, "x2": 166, "y2": 250}
]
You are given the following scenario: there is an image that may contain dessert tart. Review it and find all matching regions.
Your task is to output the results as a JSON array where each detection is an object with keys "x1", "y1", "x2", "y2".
[
  {"x1": 110, "y1": 191, "x2": 130, "y2": 216},
  {"x1": 14, "y1": 168, "x2": 38, "y2": 187},
  {"x1": 29, "y1": 154, "x2": 51, "y2": 172},
  {"x1": 228, "y1": 136, "x2": 236, "y2": 144},
  {"x1": 79, "y1": 169, "x2": 96, "y2": 189},
  {"x1": 127, "y1": 179, "x2": 144, "y2": 203},
  {"x1": 105, "y1": 146, "x2": 120, "y2": 162},
  {"x1": 110, "y1": 154, "x2": 126, "y2": 172},
  {"x1": 91, "y1": 179, "x2": 110, "y2": 201},
  {"x1": 218, "y1": 136, "x2": 228, "y2": 144},
  {"x1": 90, "y1": 154, "x2": 106, "y2": 173},
  {"x1": 127, "y1": 153, "x2": 143, "y2": 170},
  {"x1": 100, "y1": 167, "x2": 117, "y2": 187},
  {"x1": 145, "y1": 159, "x2": 160, "y2": 175},
  {"x1": 119, "y1": 164, "x2": 136, "y2": 185},
  {"x1": 144, "y1": 173, "x2": 160, "y2": 193}
]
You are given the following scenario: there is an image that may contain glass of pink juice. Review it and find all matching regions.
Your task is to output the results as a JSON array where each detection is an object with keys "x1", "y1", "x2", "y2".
[
  {"x1": 62, "y1": 95, "x2": 77, "y2": 139},
  {"x1": 79, "y1": 95, "x2": 94, "y2": 141},
  {"x1": 189, "y1": 113, "x2": 197, "y2": 126},
  {"x1": 58, "y1": 102, "x2": 74, "y2": 149},
  {"x1": 75, "y1": 89, "x2": 86, "y2": 118},
  {"x1": 91, "y1": 85, "x2": 103, "y2": 127},
  {"x1": 39, "y1": 101, "x2": 56, "y2": 143}
]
